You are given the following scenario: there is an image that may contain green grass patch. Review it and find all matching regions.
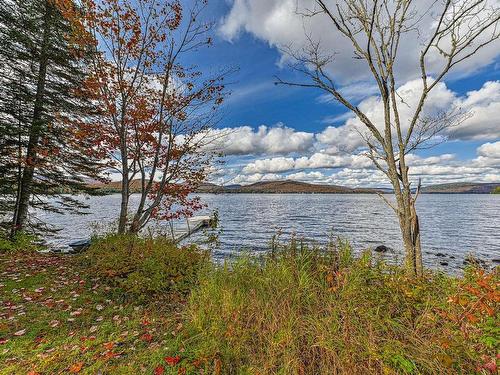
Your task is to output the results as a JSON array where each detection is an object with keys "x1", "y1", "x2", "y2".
[
  {"x1": 0, "y1": 237, "x2": 498, "y2": 374},
  {"x1": 183, "y1": 240, "x2": 499, "y2": 374}
]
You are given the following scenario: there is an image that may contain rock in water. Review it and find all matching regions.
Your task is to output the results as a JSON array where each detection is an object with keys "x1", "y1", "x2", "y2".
[
  {"x1": 463, "y1": 254, "x2": 487, "y2": 268},
  {"x1": 374, "y1": 245, "x2": 390, "y2": 253},
  {"x1": 68, "y1": 239, "x2": 91, "y2": 253}
]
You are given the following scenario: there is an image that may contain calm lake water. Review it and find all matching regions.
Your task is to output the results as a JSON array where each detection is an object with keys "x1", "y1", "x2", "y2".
[{"x1": 38, "y1": 193, "x2": 500, "y2": 271}]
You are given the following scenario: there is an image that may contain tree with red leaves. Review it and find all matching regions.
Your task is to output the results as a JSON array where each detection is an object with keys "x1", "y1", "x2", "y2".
[{"x1": 76, "y1": 0, "x2": 231, "y2": 233}]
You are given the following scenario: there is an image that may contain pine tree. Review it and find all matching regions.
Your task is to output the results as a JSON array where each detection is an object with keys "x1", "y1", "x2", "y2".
[{"x1": 0, "y1": 0, "x2": 103, "y2": 237}]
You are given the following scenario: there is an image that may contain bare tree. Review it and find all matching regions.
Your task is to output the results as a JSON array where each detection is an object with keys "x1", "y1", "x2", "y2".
[{"x1": 277, "y1": 0, "x2": 500, "y2": 276}]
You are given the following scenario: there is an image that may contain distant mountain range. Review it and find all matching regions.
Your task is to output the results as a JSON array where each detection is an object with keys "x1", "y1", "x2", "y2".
[
  {"x1": 196, "y1": 181, "x2": 384, "y2": 194},
  {"x1": 89, "y1": 180, "x2": 499, "y2": 195},
  {"x1": 419, "y1": 182, "x2": 500, "y2": 194}
]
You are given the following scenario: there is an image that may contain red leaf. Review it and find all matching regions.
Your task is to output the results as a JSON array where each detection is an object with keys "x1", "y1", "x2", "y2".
[
  {"x1": 154, "y1": 365, "x2": 165, "y2": 375},
  {"x1": 141, "y1": 333, "x2": 153, "y2": 342},
  {"x1": 164, "y1": 356, "x2": 180, "y2": 366},
  {"x1": 483, "y1": 360, "x2": 497, "y2": 373}
]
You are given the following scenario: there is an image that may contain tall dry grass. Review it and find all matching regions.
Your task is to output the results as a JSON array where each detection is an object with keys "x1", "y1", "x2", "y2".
[{"x1": 183, "y1": 239, "x2": 498, "y2": 374}]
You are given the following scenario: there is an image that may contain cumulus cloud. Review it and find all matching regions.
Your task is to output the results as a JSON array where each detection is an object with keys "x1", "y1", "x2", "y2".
[
  {"x1": 450, "y1": 82, "x2": 500, "y2": 140},
  {"x1": 313, "y1": 80, "x2": 500, "y2": 153},
  {"x1": 242, "y1": 152, "x2": 372, "y2": 174},
  {"x1": 471, "y1": 141, "x2": 500, "y2": 168},
  {"x1": 221, "y1": 140, "x2": 500, "y2": 187},
  {"x1": 208, "y1": 80, "x2": 499, "y2": 161},
  {"x1": 220, "y1": 0, "x2": 500, "y2": 87},
  {"x1": 211, "y1": 124, "x2": 314, "y2": 156},
  {"x1": 477, "y1": 141, "x2": 500, "y2": 158}
]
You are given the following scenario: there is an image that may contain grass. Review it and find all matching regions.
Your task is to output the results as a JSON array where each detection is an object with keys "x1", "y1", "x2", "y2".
[
  {"x1": 0, "y1": 238, "x2": 498, "y2": 374},
  {"x1": 0, "y1": 252, "x2": 186, "y2": 374}
]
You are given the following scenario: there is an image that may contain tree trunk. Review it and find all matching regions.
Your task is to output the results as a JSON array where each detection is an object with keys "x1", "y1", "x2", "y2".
[
  {"x1": 117, "y1": 175, "x2": 129, "y2": 234},
  {"x1": 12, "y1": 0, "x2": 52, "y2": 236},
  {"x1": 397, "y1": 186, "x2": 423, "y2": 277}
]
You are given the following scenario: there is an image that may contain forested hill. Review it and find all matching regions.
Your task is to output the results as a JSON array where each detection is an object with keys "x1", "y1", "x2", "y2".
[
  {"x1": 420, "y1": 183, "x2": 500, "y2": 194},
  {"x1": 88, "y1": 180, "x2": 499, "y2": 195}
]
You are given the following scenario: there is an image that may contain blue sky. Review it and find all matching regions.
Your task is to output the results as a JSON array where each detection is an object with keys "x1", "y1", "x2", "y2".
[{"x1": 183, "y1": 0, "x2": 500, "y2": 187}]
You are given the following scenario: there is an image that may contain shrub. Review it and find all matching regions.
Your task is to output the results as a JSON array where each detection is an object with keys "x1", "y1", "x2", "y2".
[
  {"x1": 183, "y1": 239, "x2": 499, "y2": 374},
  {"x1": 83, "y1": 234, "x2": 209, "y2": 301},
  {"x1": 0, "y1": 231, "x2": 42, "y2": 253}
]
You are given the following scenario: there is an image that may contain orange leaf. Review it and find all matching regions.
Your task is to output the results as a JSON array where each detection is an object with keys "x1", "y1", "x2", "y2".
[
  {"x1": 103, "y1": 342, "x2": 114, "y2": 350},
  {"x1": 69, "y1": 362, "x2": 84, "y2": 373}
]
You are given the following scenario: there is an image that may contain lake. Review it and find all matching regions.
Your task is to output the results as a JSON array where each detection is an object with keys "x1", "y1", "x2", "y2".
[{"x1": 38, "y1": 193, "x2": 500, "y2": 271}]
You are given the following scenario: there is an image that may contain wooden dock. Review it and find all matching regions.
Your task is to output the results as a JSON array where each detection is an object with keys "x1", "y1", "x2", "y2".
[
  {"x1": 61, "y1": 215, "x2": 213, "y2": 253},
  {"x1": 170, "y1": 215, "x2": 213, "y2": 243}
]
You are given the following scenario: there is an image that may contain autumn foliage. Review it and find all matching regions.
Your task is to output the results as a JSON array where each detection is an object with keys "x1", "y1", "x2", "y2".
[
  {"x1": 1, "y1": 240, "x2": 499, "y2": 374},
  {"x1": 67, "y1": 0, "x2": 230, "y2": 233}
]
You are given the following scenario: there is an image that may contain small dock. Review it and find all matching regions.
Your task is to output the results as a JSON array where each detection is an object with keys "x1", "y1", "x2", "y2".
[
  {"x1": 62, "y1": 215, "x2": 214, "y2": 253},
  {"x1": 170, "y1": 215, "x2": 213, "y2": 243}
]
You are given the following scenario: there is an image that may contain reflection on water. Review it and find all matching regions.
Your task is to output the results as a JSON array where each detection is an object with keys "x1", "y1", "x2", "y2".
[{"x1": 37, "y1": 193, "x2": 500, "y2": 271}]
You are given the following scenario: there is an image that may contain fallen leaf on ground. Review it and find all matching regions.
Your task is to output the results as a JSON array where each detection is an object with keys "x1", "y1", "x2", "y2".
[
  {"x1": 103, "y1": 342, "x2": 114, "y2": 350},
  {"x1": 69, "y1": 362, "x2": 84, "y2": 373},
  {"x1": 164, "y1": 356, "x2": 180, "y2": 366},
  {"x1": 141, "y1": 333, "x2": 153, "y2": 342}
]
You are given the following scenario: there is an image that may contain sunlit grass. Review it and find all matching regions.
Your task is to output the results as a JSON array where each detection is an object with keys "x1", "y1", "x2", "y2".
[{"x1": 1, "y1": 238, "x2": 498, "y2": 374}]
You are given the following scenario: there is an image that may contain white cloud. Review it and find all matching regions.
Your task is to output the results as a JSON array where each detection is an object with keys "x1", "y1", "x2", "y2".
[
  {"x1": 211, "y1": 124, "x2": 314, "y2": 156},
  {"x1": 242, "y1": 152, "x2": 372, "y2": 174},
  {"x1": 477, "y1": 141, "x2": 500, "y2": 159},
  {"x1": 242, "y1": 156, "x2": 295, "y2": 174},
  {"x1": 405, "y1": 154, "x2": 456, "y2": 166},
  {"x1": 220, "y1": 0, "x2": 500, "y2": 87},
  {"x1": 314, "y1": 80, "x2": 500, "y2": 154},
  {"x1": 222, "y1": 140, "x2": 500, "y2": 187},
  {"x1": 450, "y1": 81, "x2": 500, "y2": 140}
]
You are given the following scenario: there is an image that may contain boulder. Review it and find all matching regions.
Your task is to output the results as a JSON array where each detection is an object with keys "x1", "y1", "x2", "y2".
[
  {"x1": 463, "y1": 254, "x2": 487, "y2": 268},
  {"x1": 374, "y1": 245, "x2": 390, "y2": 253},
  {"x1": 68, "y1": 239, "x2": 91, "y2": 253}
]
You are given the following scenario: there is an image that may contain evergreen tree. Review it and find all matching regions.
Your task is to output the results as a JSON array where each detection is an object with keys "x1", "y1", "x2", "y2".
[{"x1": 0, "y1": 0, "x2": 103, "y2": 237}]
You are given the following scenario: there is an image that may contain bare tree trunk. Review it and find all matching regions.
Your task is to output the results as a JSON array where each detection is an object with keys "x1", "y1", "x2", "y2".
[
  {"x1": 117, "y1": 151, "x2": 129, "y2": 234},
  {"x1": 12, "y1": 0, "x2": 52, "y2": 236},
  {"x1": 387, "y1": 156, "x2": 423, "y2": 277},
  {"x1": 117, "y1": 182, "x2": 129, "y2": 234},
  {"x1": 395, "y1": 183, "x2": 423, "y2": 277}
]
